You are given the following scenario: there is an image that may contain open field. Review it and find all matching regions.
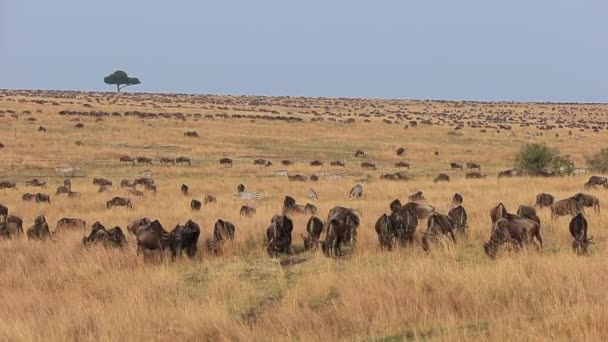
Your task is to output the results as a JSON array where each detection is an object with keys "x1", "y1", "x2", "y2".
[{"x1": 1, "y1": 90, "x2": 608, "y2": 341}]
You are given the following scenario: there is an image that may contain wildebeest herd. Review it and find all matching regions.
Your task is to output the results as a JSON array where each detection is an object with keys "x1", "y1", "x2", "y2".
[{"x1": 0, "y1": 174, "x2": 602, "y2": 260}]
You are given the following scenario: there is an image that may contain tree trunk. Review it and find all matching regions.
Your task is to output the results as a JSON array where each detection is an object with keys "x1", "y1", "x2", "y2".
[{"x1": 117, "y1": 84, "x2": 120, "y2": 93}]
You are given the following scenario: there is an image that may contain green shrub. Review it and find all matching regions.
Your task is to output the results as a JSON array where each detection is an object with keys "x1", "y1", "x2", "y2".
[
  {"x1": 516, "y1": 143, "x2": 574, "y2": 175},
  {"x1": 586, "y1": 148, "x2": 608, "y2": 172}
]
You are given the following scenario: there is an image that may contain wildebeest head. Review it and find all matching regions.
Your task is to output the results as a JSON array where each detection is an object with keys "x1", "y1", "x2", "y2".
[{"x1": 389, "y1": 199, "x2": 402, "y2": 214}]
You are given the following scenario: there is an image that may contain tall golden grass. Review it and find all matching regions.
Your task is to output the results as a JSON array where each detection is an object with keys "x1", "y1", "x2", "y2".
[{"x1": 0, "y1": 92, "x2": 607, "y2": 341}]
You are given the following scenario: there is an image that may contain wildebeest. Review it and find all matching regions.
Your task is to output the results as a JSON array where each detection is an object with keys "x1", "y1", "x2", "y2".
[
  {"x1": 394, "y1": 161, "x2": 410, "y2": 169},
  {"x1": 63, "y1": 179, "x2": 71, "y2": 188},
  {"x1": 310, "y1": 175, "x2": 319, "y2": 182},
  {"x1": 354, "y1": 149, "x2": 366, "y2": 158},
  {"x1": 569, "y1": 213, "x2": 591, "y2": 255},
  {"x1": 93, "y1": 178, "x2": 112, "y2": 186},
  {"x1": 516, "y1": 205, "x2": 540, "y2": 224},
  {"x1": 191, "y1": 199, "x2": 202, "y2": 211},
  {"x1": 288, "y1": 174, "x2": 308, "y2": 182},
  {"x1": 35, "y1": 193, "x2": 51, "y2": 203},
  {"x1": 219, "y1": 157, "x2": 233, "y2": 167},
  {"x1": 240, "y1": 205, "x2": 256, "y2": 217},
  {"x1": 6, "y1": 215, "x2": 23, "y2": 229},
  {"x1": 184, "y1": 131, "x2": 199, "y2": 137},
  {"x1": 450, "y1": 162, "x2": 463, "y2": 170},
  {"x1": 127, "y1": 217, "x2": 152, "y2": 235},
  {"x1": 144, "y1": 183, "x2": 157, "y2": 194},
  {"x1": 119, "y1": 155, "x2": 135, "y2": 165},
  {"x1": 448, "y1": 205, "x2": 468, "y2": 233},
  {"x1": 325, "y1": 206, "x2": 360, "y2": 248},
  {"x1": 281, "y1": 160, "x2": 294, "y2": 166},
  {"x1": 452, "y1": 193, "x2": 463, "y2": 206},
  {"x1": 375, "y1": 214, "x2": 394, "y2": 251},
  {"x1": 136, "y1": 220, "x2": 172, "y2": 257},
  {"x1": 22, "y1": 193, "x2": 36, "y2": 201},
  {"x1": 498, "y1": 169, "x2": 518, "y2": 178},
  {"x1": 0, "y1": 204, "x2": 9, "y2": 222},
  {"x1": 120, "y1": 179, "x2": 135, "y2": 188},
  {"x1": 408, "y1": 191, "x2": 425, "y2": 202},
  {"x1": 402, "y1": 202, "x2": 435, "y2": 219},
  {"x1": 389, "y1": 199, "x2": 402, "y2": 214},
  {"x1": 574, "y1": 193, "x2": 600, "y2": 214},
  {"x1": 584, "y1": 175, "x2": 607, "y2": 189},
  {"x1": 350, "y1": 184, "x2": 363, "y2": 199},
  {"x1": 134, "y1": 177, "x2": 155, "y2": 188},
  {"x1": 169, "y1": 219, "x2": 201, "y2": 259},
  {"x1": 377, "y1": 205, "x2": 418, "y2": 250},
  {"x1": 466, "y1": 162, "x2": 481, "y2": 170},
  {"x1": 207, "y1": 219, "x2": 236, "y2": 254},
  {"x1": 106, "y1": 197, "x2": 132, "y2": 209},
  {"x1": 302, "y1": 216, "x2": 324, "y2": 251},
  {"x1": 282, "y1": 196, "x2": 317, "y2": 216},
  {"x1": 26, "y1": 179, "x2": 46, "y2": 188},
  {"x1": 465, "y1": 171, "x2": 486, "y2": 179},
  {"x1": 0, "y1": 181, "x2": 17, "y2": 190},
  {"x1": 310, "y1": 160, "x2": 324, "y2": 167},
  {"x1": 253, "y1": 159, "x2": 272, "y2": 167},
  {"x1": 181, "y1": 184, "x2": 189, "y2": 196},
  {"x1": 330, "y1": 161, "x2": 345, "y2": 167},
  {"x1": 204, "y1": 194, "x2": 217, "y2": 204},
  {"x1": 127, "y1": 189, "x2": 144, "y2": 197},
  {"x1": 55, "y1": 218, "x2": 86, "y2": 233},
  {"x1": 483, "y1": 217, "x2": 542, "y2": 259},
  {"x1": 160, "y1": 157, "x2": 176, "y2": 165},
  {"x1": 396, "y1": 147, "x2": 405, "y2": 156},
  {"x1": 361, "y1": 161, "x2": 376, "y2": 170},
  {"x1": 433, "y1": 173, "x2": 450, "y2": 183},
  {"x1": 176, "y1": 156, "x2": 192, "y2": 166},
  {"x1": 56, "y1": 185, "x2": 70, "y2": 195},
  {"x1": 82, "y1": 222, "x2": 127, "y2": 249},
  {"x1": 237, "y1": 183, "x2": 245, "y2": 192},
  {"x1": 136, "y1": 157, "x2": 153, "y2": 165},
  {"x1": 266, "y1": 215, "x2": 294, "y2": 257},
  {"x1": 535, "y1": 193, "x2": 554, "y2": 208},
  {"x1": 27, "y1": 215, "x2": 52, "y2": 241},
  {"x1": 421, "y1": 213, "x2": 457, "y2": 251},
  {"x1": 0, "y1": 220, "x2": 23, "y2": 239},
  {"x1": 550, "y1": 197, "x2": 582, "y2": 220}
]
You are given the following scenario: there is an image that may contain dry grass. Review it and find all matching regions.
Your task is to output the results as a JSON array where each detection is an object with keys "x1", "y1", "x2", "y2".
[{"x1": 0, "y1": 91, "x2": 607, "y2": 341}]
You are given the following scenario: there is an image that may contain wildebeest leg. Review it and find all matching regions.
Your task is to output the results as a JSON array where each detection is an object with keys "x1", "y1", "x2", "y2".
[{"x1": 449, "y1": 230, "x2": 457, "y2": 244}]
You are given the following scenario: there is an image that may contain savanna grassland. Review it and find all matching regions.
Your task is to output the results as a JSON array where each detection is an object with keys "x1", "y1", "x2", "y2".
[{"x1": 0, "y1": 90, "x2": 608, "y2": 341}]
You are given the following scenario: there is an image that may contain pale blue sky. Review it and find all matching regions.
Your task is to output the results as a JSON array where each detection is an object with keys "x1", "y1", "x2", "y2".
[{"x1": 0, "y1": 0, "x2": 606, "y2": 101}]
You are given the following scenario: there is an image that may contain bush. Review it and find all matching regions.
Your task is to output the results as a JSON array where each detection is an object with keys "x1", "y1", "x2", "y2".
[
  {"x1": 586, "y1": 148, "x2": 608, "y2": 172},
  {"x1": 516, "y1": 143, "x2": 573, "y2": 175}
]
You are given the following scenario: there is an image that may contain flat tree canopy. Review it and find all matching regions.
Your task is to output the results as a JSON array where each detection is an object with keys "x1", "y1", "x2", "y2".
[{"x1": 104, "y1": 70, "x2": 141, "y2": 92}]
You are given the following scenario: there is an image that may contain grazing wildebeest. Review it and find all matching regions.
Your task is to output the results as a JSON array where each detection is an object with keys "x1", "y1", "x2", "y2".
[
  {"x1": 395, "y1": 161, "x2": 410, "y2": 169},
  {"x1": 27, "y1": 215, "x2": 52, "y2": 241},
  {"x1": 266, "y1": 215, "x2": 294, "y2": 257},
  {"x1": 535, "y1": 193, "x2": 554, "y2": 208},
  {"x1": 354, "y1": 149, "x2": 366, "y2": 158},
  {"x1": 56, "y1": 185, "x2": 70, "y2": 195},
  {"x1": 38, "y1": 126, "x2": 46, "y2": 132},
  {"x1": 330, "y1": 161, "x2": 345, "y2": 167},
  {"x1": 302, "y1": 216, "x2": 324, "y2": 251},
  {"x1": 0, "y1": 204, "x2": 8, "y2": 221},
  {"x1": 0, "y1": 220, "x2": 23, "y2": 239},
  {"x1": 448, "y1": 205, "x2": 468, "y2": 233},
  {"x1": 375, "y1": 214, "x2": 394, "y2": 250},
  {"x1": 307, "y1": 188, "x2": 318, "y2": 201},
  {"x1": 191, "y1": 199, "x2": 202, "y2": 211},
  {"x1": 219, "y1": 158, "x2": 233, "y2": 167},
  {"x1": 422, "y1": 213, "x2": 457, "y2": 251},
  {"x1": 169, "y1": 219, "x2": 201, "y2": 259},
  {"x1": 0, "y1": 181, "x2": 17, "y2": 190},
  {"x1": 408, "y1": 191, "x2": 425, "y2": 202},
  {"x1": 551, "y1": 197, "x2": 582, "y2": 220},
  {"x1": 160, "y1": 157, "x2": 176, "y2": 165},
  {"x1": 288, "y1": 174, "x2": 308, "y2": 182},
  {"x1": 106, "y1": 197, "x2": 132, "y2": 209},
  {"x1": 569, "y1": 213, "x2": 591, "y2": 255},
  {"x1": 237, "y1": 183, "x2": 245, "y2": 193},
  {"x1": 55, "y1": 218, "x2": 86, "y2": 233},
  {"x1": 402, "y1": 202, "x2": 435, "y2": 219},
  {"x1": 82, "y1": 222, "x2": 127, "y2": 249},
  {"x1": 35, "y1": 193, "x2": 51, "y2": 203},
  {"x1": 361, "y1": 161, "x2": 376, "y2": 170},
  {"x1": 574, "y1": 193, "x2": 600, "y2": 214},
  {"x1": 93, "y1": 178, "x2": 112, "y2": 186},
  {"x1": 26, "y1": 179, "x2": 46, "y2": 188},
  {"x1": 326, "y1": 206, "x2": 360, "y2": 246},
  {"x1": 465, "y1": 171, "x2": 486, "y2": 179},
  {"x1": 584, "y1": 175, "x2": 607, "y2": 189},
  {"x1": 350, "y1": 184, "x2": 363, "y2": 199},
  {"x1": 310, "y1": 160, "x2": 324, "y2": 167},
  {"x1": 184, "y1": 131, "x2": 199, "y2": 137},
  {"x1": 498, "y1": 169, "x2": 518, "y2": 178},
  {"x1": 127, "y1": 217, "x2": 152, "y2": 235},
  {"x1": 310, "y1": 175, "x2": 319, "y2": 182},
  {"x1": 176, "y1": 156, "x2": 192, "y2": 166},
  {"x1": 452, "y1": 193, "x2": 463, "y2": 206},
  {"x1": 388, "y1": 205, "x2": 419, "y2": 247},
  {"x1": 450, "y1": 163, "x2": 463, "y2": 170},
  {"x1": 22, "y1": 193, "x2": 36, "y2": 201},
  {"x1": 433, "y1": 173, "x2": 450, "y2": 183},
  {"x1": 6, "y1": 215, "x2": 23, "y2": 230},
  {"x1": 466, "y1": 162, "x2": 481, "y2": 170},
  {"x1": 135, "y1": 220, "x2": 173, "y2": 257},
  {"x1": 396, "y1": 147, "x2": 405, "y2": 156},
  {"x1": 209, "y1": 219, "x2": 236, "y2": 254},
  {"x1": 98, "y1": 184, "x2": 111, "y2": 193},
  {"x1": 119, "y1": 155, "x2": 135, "y2": 165},
  {"x1": 136, "y1": 157, "x2": 153, "y2": 165},
  {"x1": 181, "y1": 184, "x2": 189, "y2": 196},
  {"x1": 240, "y1": 205, "x2": 256, "y2": 217},
  {"x1": 204, "y1": 194, "x2": 217, "y2": 204},
  {"x1": 483, "y1": 218, "x2": 542, "y2": 259},
  {"x1": 321, "y1": 217, "x2": 349, "y2": 257},
  {"x1": 281, "y1": 160, "x2": 294, "y2": 166}
]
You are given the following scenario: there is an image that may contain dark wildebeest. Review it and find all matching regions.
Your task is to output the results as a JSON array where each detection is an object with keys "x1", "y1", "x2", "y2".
[
  {"x1": 184, "y1": 131, "x2": 199, "y2": 137},
  {"x1": 516, "y1": 205, "x2": 540, "y2": 225},
  {"x1": 396, "y1": 147, "x2": 405, "y2": 156},
  {"x1": 354, "y1": 149, "x2": 366, "y2": 158},
  {"x1": 207, "y1": 219, "x2": 236, "y2": 254},
  {"x1": 350, "y1": 184, "x2": 363, "y2": 199},
  {"x1": 550, "y1": 197, "x2": 582, "y2": 220},
  {"x1": 127, "y1": 217, "x2": 152, "y2": 235},
  {"x1": 569, "y1": 213, "x2": 591, "y2": 256},
  {"x1": 35, "y1": 193, "x2": 51, "y2": 203},
  {"x1": 169, "y1": 219, "x2": 201, "y2": 259},
  {"x1": 302, "y1": 216, "x2": 324, "y2": 251},
  {"x1": 395, "y1": 161, "x2": 410, "y2": 169},
  {"x1": 82, "y1": 222, "x2": 127, "y2": 249},
  {"x1": 6, "y1": 215, "x2": 23, "y2": 229},
  {"x1": 402, "y1": 202, "x2": 435, "y2": 219},
  {"x1": 191, "y1": 199, "x2": 202, "y2": 211},
  {"x1": 584, "y1": 175, "x2": 608, "y2": 189},
  {"x1": 120, "y1": 179, "x2": 135, "y2": 189},
  {"x1": 56, "y1": 185, "x2": 70, "y2": 195},
  {"x1": 452, "y1": 193, "x2": 463, "y2": 206},
  {"x1": 181, "y1": 184, "x2": 189, "y2": 196},
  {"x1": 325, "y1": 206, "x2": 360, "y2": 246},
  {"x1": 240, "y1": 205, "x2": 256, "y2": 217},
  {"x1": 55, "y1": 218, "x2": 86, "y2": 233},
  {"x1": 330, "y1": 161, "x2": 345, "y2": 167},
  {"x1": 288, "y1": 174, "x2": 308, "y2": 182},
  {"x1": 448, "y1": 205, "x2": 468, "y2": 234},
  {"x1": 26, "y1": 179, "x2": 46, "y2": 188},
  {"x1": 22, "y1": 193, "x2": 36, "y2": 201},
  {"x1": 422, "y1": 213, "x2": 457, "y2": 251},
  {"x1": 450, "y1": 163, "x2": 463, "y2": 170},
  {"x1": 0, "y1": 181, "x2": 17, "y2": 190},
  {"x1": 574, "y1": 193, "x2": 600, "y2": 214},
  {"x1": 490, "y1": 202, "x2": 515, "y2": 227},
  {"x1": 266, "y1": 215, "x2": 294, "y2": 257},
  {"x1": 144, "y1": 183, "x2": 157, "y2": 194},
  {"x1": 98, "y1": 184, "x2": 111, "y2": 193},
  {"x1": 466, "y1": 162, "x2": 481, "y2": 170},
  {"x1": 389, "y1": 199, "x2": 402, "y2": 214},
  {"x1": 361, "y1": 161, "x2": 376, "y2": 170},
  {"x1": 237, "y1": 183, "x2": 245, "y2": 193},
  {"x1": 321, "y1": 218, "x2": 348, "y2": 257},
  {"x1": 93, "y1": 178, "x2": 112, "y2": 186},
  {"x1": 253, "y1": 159, "x2": 272, "y2": 167},
  {"x1": 136, "y1": 220, "x2": 171, "y2": 257},
  {"x1": 119, "y1": 155, "x2": 135, "y2": 165},
  {"x1": 219, "y1": 157, "x2": 233, "y2": 167},
  {"x1": 160, "y1": 157, "x2": 176, "y2": 165},
  {"x1": 27, "y1": 215, "x2": 52, "y2": 241},
  {"x1": 176, "y1": 156, "x2": 192, "y2": 166},
  {"x1": 0, "y1": 220, "x2": 23, "y2": 239},
  {"x1": 281, "y1": 160, "x2": 294, "y2": 166},
  {"x1": 134, "y1": 177, "x2": 155, "y2": 188},
  {"x1": 282, "y1": 196, "x2": 316, "y2": 216},
  {"x1": 106, "y1": 197, "x2": 132, "y2": 209},
  {"x1": 375, "y1": 214, "x2": 394, "y2": 250},
  {"x1": 0, "y1": 203, "x2": 8, "y2": 222},
  {"x1": 388, "y1": 205, "x2": 419, "y2": 248},
  {"x1": 535, "y1": 193, "x2": 554, "y2": 208},
  {"x1": 433, "y1": 173, "x2": 450, "y2": 183},
  {"x1": 408, "y1": 191, "x2": 425, "y2": 202},
  {"x1": 204, "y1": 194, "x2": 217, "y2": 205},
  {"x1": 136, "y1": 157, "x2": 153, "y2": 165},
  {"x1": 310, "y1": 175, "x2": 319, "y2": 182},
  {"x1": 465, "y1": 171, "x2": 486, "y2": 179},
  {"x1": 483, "y1": 217, "x2": 542, "y2": 259},
  {"x1": 498, "y1": 169, "x2": 518, "y2": 178},
  {"x1": 310, "y1": 160, "x2": 324, "y2": 167}
]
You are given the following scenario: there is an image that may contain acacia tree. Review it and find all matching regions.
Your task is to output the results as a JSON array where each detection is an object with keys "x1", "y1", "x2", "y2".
[{"x1": 103, "y1": 70, "x2": 141, "y2": 92}]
